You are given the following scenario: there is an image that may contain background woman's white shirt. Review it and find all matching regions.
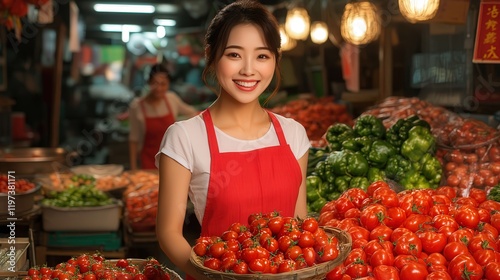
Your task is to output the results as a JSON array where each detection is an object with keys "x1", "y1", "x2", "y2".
[{"x1": 156, "y1": 113, "x2": 311, "y2": 223}]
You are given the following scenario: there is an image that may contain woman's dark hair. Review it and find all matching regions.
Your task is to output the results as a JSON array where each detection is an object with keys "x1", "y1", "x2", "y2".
[
  {"x1": 202, "y1": 0, "x2": 282, "y2": 102},
  {"x1": 148, "y1": 63, "x2": 171, "y2": 82}
]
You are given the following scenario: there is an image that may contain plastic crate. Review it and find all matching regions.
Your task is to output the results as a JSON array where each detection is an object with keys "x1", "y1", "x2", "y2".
[
  {"x1": 43, "y1": 231, "x2": 122, "y2": 251},
  {"x1": 0, "y1": 237, "x2": 29, "y2": 273},
  {"x1": 42, "y1": 199, "x2": 123, "y2": 232}
]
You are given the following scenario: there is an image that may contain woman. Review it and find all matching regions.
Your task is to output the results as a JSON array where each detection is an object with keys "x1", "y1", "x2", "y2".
[
  {"x1": 155, "y1": 1, "x2": 310, "y2": 278},
  {"x1": 128, "y1": 63, "x2": 199, "y2": 170}
]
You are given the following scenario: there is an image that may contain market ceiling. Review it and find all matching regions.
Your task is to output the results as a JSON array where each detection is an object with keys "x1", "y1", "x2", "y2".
[
  {"x1": 77, "y1": 0, "x2": 281, "y2": 43},
  {"x1": 75, "y1": 0, "x2": 349, "y2": 44}
]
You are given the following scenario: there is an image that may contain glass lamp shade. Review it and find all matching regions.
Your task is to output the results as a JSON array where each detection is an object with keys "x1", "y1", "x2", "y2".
[
  {"x1": 280, "y1": 25, "x2": 297, "y2": 51},
  {"x1": 340, "y1": 1, "x2": 381, "y2": 45},
  {"x1": 399, "y1": 0, "x2": 440, "y2": 23},
  {"x1": 310, "y1": 21, "x2": 329, "y2": 44},
  {"x1": 285, "y1": 7, "x2": 310, "y2": 41}
]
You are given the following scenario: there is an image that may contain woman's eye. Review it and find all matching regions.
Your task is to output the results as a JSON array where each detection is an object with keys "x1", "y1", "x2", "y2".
[
  {"x1": 227, "y1": 52, "x2": 240, "y2": 58},
  {"x1": 258, "y1": 54, "x2": 270, "y2": 59}
]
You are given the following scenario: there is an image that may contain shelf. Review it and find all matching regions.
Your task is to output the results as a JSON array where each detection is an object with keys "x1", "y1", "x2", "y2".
[{"x1": 341, "y1": 90, "x2": 379, "y2": 103}]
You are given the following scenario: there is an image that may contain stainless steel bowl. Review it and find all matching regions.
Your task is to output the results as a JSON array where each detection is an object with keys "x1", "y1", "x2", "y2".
[{"x1": 0, "y1": 147, "x2": 71, "y2": 175}]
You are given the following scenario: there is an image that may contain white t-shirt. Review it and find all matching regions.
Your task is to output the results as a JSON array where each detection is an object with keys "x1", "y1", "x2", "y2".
[{"x1": 155, "y1": 113, "x2": 311, "y2": 223}]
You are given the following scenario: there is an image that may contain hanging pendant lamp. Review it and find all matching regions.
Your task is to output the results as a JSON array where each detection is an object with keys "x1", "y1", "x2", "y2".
[
  {"x1": 340, "y1": 1, "x2": 381, "y2": 45},
  {"x1": 399, "y1": 0, "x2": 440, "y2": 23},
  {"x1": 310, "y1": 21, "x2": 329, "y2": 44},
  {"x1": 280, "y1": 25, "x2": 297, "y2": 51},
  {"x1": 285, "y1": 7, "x2": 310, "y2": 41}
]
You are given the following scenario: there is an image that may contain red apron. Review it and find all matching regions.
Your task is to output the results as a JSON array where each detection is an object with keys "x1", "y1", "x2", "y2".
[
  {"x1": 140, "y1": 95, "x2": 175, "y2": 169},
  {"x1": 200, "y1": 109, "x2": 302, "y2": 236}
]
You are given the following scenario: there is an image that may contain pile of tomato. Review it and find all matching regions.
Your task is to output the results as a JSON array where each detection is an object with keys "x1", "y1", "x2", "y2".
[
  {"x1": 0, "y1": 174, "x2": 36, "y2": 194},
  {"x1": 193, "y1": 212, "x2": 342, "y2": 275},
  {"x1": 22, "y1": 253, "x2": 172, "y2": 280},
  {"x1": 318, "y1": 181, "x2": 500, "y2": 280}
]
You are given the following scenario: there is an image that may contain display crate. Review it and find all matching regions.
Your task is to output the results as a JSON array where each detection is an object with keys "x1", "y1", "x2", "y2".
[
  {"x1": 41, "y1": 231, "x2": 122, "y2": 251},
  {"x1": 0, "y1": 237, "x2": 29, "y2": 274},
  {"x1": 41, "y1": 199, "x2": 122, "y2": 232}
]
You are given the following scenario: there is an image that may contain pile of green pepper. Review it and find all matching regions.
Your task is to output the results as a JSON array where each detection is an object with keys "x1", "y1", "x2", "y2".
[{"x1": 307, "y1": 114, "x2": 443, "y2": 213}]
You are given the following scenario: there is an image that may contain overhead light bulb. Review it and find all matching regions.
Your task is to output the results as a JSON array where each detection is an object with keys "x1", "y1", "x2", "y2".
[
  {"x1": 399, "y1": 0, "x2": 440, "y2": 23},
  {"x1": 94, "y1": 4, "x2": 155, "y2": 13},
  {"x1": 341, "y1": 1, "x2": 381, "y2": 45},
  {"x1": 280, "y1": 25, "x2": 297, "y2": 51},
  {"x1": 154, "y1": 19, "x2": 176, "y2": 27},
  {"x1": 310, "y1": 21, "x2": 328, "y2": 44},
  {"x1": 157, "y1": 26, "x2": 166, "y2": 38},
  {"x1": 285, "y1": 7, "x2": 310, "y2": 41},
  {"x1": 100, "y1": 24, "x2": 141, "y2": 32}
]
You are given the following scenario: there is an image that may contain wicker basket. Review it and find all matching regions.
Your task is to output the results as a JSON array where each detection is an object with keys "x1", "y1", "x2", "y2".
[
  {"x1": 107, "y1": 258, "x2": 183, "y2": 280},
  {"x1": 190, "y1": 227, "x2": 351, "y2": 280}
]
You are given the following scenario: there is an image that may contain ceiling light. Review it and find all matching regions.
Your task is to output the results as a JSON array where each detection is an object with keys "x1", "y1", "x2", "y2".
[
  {"x1": 341, "y1": 1, "x2": 381, "y2": 45},
  {"x1": 157, "y1": 26, "x2": 166, "y2": 38},
  {"x1": 285, "y1": 7, "x2": 310, "y2": 41},
  {"x1": 280, "y1": 25, "x2": 297, "y2": 51},
  {"x1": 100, "y1": 24, "x2": 141, "y2": 32},
  {"x1": 153, "y1": 19, "x2": 176, "y2": 27},
  {"x1": 94, "y1": 4, "x2": 155, "y2": 13},
  {"x1": 156, "y1": 4, "x2": 181, "y2": 13},
  {"x1": 399, "y1": 0, "x2": 440, "y2": 23},
  {"x1": 310, "y1": 21, "x2": 329, "y2": 44}
]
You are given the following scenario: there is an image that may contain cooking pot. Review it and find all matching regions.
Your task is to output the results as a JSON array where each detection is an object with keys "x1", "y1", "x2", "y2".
[{"x1": 0, "y1": 147, "x2": 72, "y2": 176}]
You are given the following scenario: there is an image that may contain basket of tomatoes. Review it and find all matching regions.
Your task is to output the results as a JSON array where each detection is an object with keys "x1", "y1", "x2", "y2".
[
  {"x1": 189, "y1": 212, "x2": 351, "y2": 280},
  {"x1": 0, "y1": 174, "x2": 40, "y2": 215}
]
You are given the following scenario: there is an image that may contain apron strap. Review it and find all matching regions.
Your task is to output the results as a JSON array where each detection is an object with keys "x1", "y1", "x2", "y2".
[
  {"x1": 267, "y1": 111, "x2": 287, "y2": 147},
  {"x1": 202, "y1": 110, "x2": 220, "y2": 154}
]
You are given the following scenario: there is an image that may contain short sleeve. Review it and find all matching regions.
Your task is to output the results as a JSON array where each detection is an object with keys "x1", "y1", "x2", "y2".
[{"x1": 156, "y1": 121, "x2": 195, "y2": 171}]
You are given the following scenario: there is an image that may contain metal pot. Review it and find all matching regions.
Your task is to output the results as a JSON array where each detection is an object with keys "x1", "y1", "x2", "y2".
[{"x1": 0, "y1": 147, "x2": 71, "y2": 176}]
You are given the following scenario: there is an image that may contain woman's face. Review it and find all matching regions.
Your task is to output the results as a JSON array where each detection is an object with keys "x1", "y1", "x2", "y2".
[
  {"x1": 148, "y1": 73, "x2": 170, "y2": 98},
  {"x1": 216, "y1": 23, "x2": 276, "y2": 104}
]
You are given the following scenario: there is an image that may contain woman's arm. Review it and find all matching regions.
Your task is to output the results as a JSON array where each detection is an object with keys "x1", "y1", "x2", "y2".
[
  {"x1": 169, "y1": 93, "x2": 199, "y2": 118},
  {"x1": 295, "y1": 151, "x2": 309, "y2": 219},
  {"x1": 128, "y1": 99, "x2": 142, "y2": 170},
  {"x1": 129, "y1": 141, "x2": 139, "y2": 170},
  {"x1": 156, "y1": 154, "x2": 210, "y2": 279}
]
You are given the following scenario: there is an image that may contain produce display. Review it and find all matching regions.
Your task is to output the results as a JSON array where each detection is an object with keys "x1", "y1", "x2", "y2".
[
  {"x1": 0, "y1": 174, "x2": 36, "y2": 193},
  {"x1": 122, "y1": 170, "x2": 160, "y2": 232},
  {"x1": 41, "y1": 184, "x2": 114, "y2": 207},
  {"x1": 21, "y1": 253, "x2": 178, "y2": 280},
  {"x1": 191, "y1": 212, "x2": 350, "y2": 277},
  {"x1": 271, "y1": 97, "x2": 354, "y2": 147},
  {"x1": 39, "y1": 172, "x2": 129, "y2": 193},
  {"x1": 319, "y1": 181, "x2": 500, "y2": 280},
  {"x1": 306, "y1": 114, "x2": 442, "y2": 213},
  {"x1": 360, "y1": 96, "x2": 500, "y2": 197}
]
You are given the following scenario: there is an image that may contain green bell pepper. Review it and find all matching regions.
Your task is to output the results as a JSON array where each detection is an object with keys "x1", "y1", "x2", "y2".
[
  {"x1": 385, "y1": 154, "x2": 413, "y2": 181},
  {"x1": 419, "y1": 153, "x2": 443, "y2": 187},
  {"x1": 401, "y1": 125, "x2": 436, "y2": 162},
  {"x1": 326, "y1": 150, "x2": 369, "y2": 177},
  {"x1": 342, "y1": 136, "x2": 373, "y2": 154},
  {"x1": 309, "y1": 197, "x2": 328, "y2": 213},
  {"x1": 386, "y1": 115, "x2": 431, "y2": 150},
  {"x1": 313, "y1": 160, "x2": 327, "y2": 180},
  {"x1": 353, "y1": 115, "x2": 386, "y2": 139},
  {"x1": 349, "y1": 176, "x2": 370, "y2": 190},
  {"x1": 334, "y1": 175, "x2": 351, "y2": 193},
  {"x1": 318, "y1": 181, "x2": 336, "y2": 199},
  {"x1": 366, "y1": 140, "x2": 397, "y2": 169},
  {"x1": 327, "y1": 192, "x2": 341, "y2": 201},
  {"x1": 367, "y1": 167, "x2": 386, "y2": 183},
  {"x1": 325, "y1": 123, "x2": 355, "y2": 152},
  {"x1": 400, "y1": 169, "x2": 431, "y2": 190}
]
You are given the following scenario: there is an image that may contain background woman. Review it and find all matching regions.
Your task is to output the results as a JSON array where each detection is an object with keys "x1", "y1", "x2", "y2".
[{"x1": 128, "y1": 63, "x2": 199, "y2": 170}]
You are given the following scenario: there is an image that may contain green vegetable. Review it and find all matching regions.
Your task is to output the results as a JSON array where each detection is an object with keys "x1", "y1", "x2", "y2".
[
  {"x1": 334, "y1": 175, "x2": 351, "y2": 193},
  {"x1": 400, "y1": 125, "x2": 436, "y2": 162},
  {"x1": 487, "y1": 184, "x2": 500, "y2": 202},
  {"x1": 307, "y1": 148, "x2": 328, "y2": 176},
  {"x1": 366, "y1": 140, "x2": 397, "y2": 169},
  {"x1": 349, "y1": 177, "x2": 370, "y2": 190},
  {"x1": 318, "y1": 181, "x2": 336, "y2": 199},
  {"x1": 386, "y1": 115, "x2": 431, "y2": 150},
  {"x1": 400, "y1": 169, "x2": 431, "y2": 190},
  {"x1": 419, "y1": 153, "x2": 443, "y2": 187},
  {"x1": 42, "y1": 185, "x2": 113, "y2": 207},
  {"x1": 353, "y1": 115, "x2": 386, "y2": 139},
  {"x1": 385, "y1": 154, "x2": 413, "y2": 181},
  {"x1": 325, "y1": 123, "x2": 355, "y2": 152},
  {"x1": 367, "y1": 167, "x2": 386, "y2": 183},
  {"x1": 313, "y1": 160, "x2": 327, "y2": 180},
  {"x1": 309, "y1": 197, "x2": 328, "y2": 213},
  {"x1": 342, "y1": 136, "x2": 373, "y2": 154},
  {"x1": 326, "y1": 150, "x2": 369, "y2": 177}
]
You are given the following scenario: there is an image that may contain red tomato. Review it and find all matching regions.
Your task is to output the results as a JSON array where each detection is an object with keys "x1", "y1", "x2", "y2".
[
  {"x1": 373, "y1": 187, "x2": 399, "y2": 208},
  {"x1": 425, "y1": 252, "x2": 448, "y2": 267},
  {"x1": 345, "y1": 263, "x2": 368, "y2": 278},
  {"x1": 477, "y1": 221, "x2": 499, "y2": 239},
  {"x1": 370, "y1": 248, "x2": 394, "y2": 267},
  {"x1": 399, "y1": 261, "x2": 428, "y2": 280},
  {"x1": 369, "y1": 224, "x2": 393, "y2": 241},
  {"x1": 301, "y1": 217, "x2": 319, "y2": 233},
  {"x1": 384, "y1": 207, "x2": 407, "y2": 229},
  {"x1": 372, "y1": 265, "x2": 399, "y2": 280},
  {"x1": 448, "y1": 254, "x2": 483, "y2": 280},
  {"x1": 426, "y1": 271, "x2": 451, "y2": 280},
  {"x1": 302, "y1": 247, "x2": 317, "y2": 266},
  {"x1": 454, "y1": 205, "x2": 480, "y2": 229},
  {"x1": 203, "y1": 257, "x2": 221, "y2": 271},
  {"x1": 417, "y1": 230, "x2": 447, "y2": 254},
  {"x1": 267, "y1": 216, "x2": 284, "y2": 234},
  {"x1": 348, "y1": 225, "x2": 370, "y2": 241},
  {"x1": 403, "y1": 214, "x2": 432, "y2": 232},
  {"x1": 360, "y1": 204, "x2": 387, "y2": 231},
  {"x1": 261, "y1": 236, "x2": 279, "y2": 253},
  {"x1": 363, "y1": 239, "x2": 384, "y2": 258},
  {"x1": 448, "y1": 228, "x2": 474, "y2": 245},
  {"x1": 484, "y1": 262, "x2": 500, "y2": 280},
  {"x1": 334, "y1": 196, "x2": 356, "y2": 218},
  {"x1": 317, "y1": 243, "x2": 339, "y2": 263},
  {"x1": 232, "y1": 261, "x2": 248, "y2": 274},
  {"x1": 341, "y1": 188, "x2": 369, "y2": 208},
  {"x1": 298, "y1": 231, "x2": 315, "y2": 248},
  {"x1": 472, "y1": 248, "x2": 500, "y2": 266},
  {"x1": 277, "y1": 259, "x2": 297, "y2": 273},
  {"x1": 285, "y1": 245, "x2": 302, "y2": 261},
  {"x1": 325, "y1": 264, "x2": 345, "y2": 280},
  {"x1": 491, "y1": 212, "x2": 500, "y2": 232},
  {"x1": 344, "y1": 248, "x2": 367, "y2": 265},
  {"x1": 248, "y1": 258, "x2": 270, "y2": 273},
  {"x1": 468, "y1": 233, "x2": 497, "y2": 253},
  {"x1": 442, "y1": 241, "x2": 470, "y2": 261},
  {"x1": 394, "y1": 232, "x2": 422, "y2": 257},
  {"x1": 432, "y1": 214, "x2": 459, "y2": 230},
  {"x1": 209, "y1": 241, "x2": 227, "y2": 258}
]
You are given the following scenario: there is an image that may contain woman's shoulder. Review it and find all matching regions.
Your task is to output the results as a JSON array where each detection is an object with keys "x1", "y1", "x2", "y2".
[
  {"x1": 271, "y1": 112, "x2": 304, "y2": 128},
  {"x1": 169, "y1": 114, "x2": 205, "y2": 133}
]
